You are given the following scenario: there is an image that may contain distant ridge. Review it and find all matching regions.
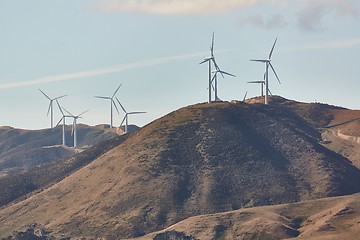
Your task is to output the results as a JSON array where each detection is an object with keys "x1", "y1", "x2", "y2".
[{"x1": 0, "y1": 124, "x2": 118, "y2": 175}]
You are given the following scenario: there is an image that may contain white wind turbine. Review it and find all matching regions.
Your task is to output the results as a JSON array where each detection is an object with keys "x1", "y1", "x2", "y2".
[
  {"x1": 248, "y1": 72, "x2": 266, "y2": 97},
  {"x1": 116, "y1": 97, "x2": 146, "y2": 134},
  {"x1": 247, "y1": 80, "x2": 265, "y2": 97},
  {"x1": 247, "y1": 72, "x2": 274, "y2": 99},
  {"x1": 200, "y1": 32, "x2": 217, "y2": 103},
  {"x1": 55, "y1": 100, "x2": 72, "y2": 146},
  {"x1": 250, "y1": 38, "x2": 280, "y2": 105},
  {"x1": 211, "y1": 65, "x2": 236, "y2": 102},
  {"x1": 94, "y1": 84, "x2": 121, "y2": 128},
  {"x1": 39, "y1": 89, "x2": 67, "y2": 128},
  {"x1": 62, "y1": 108, "x2": 89, "y2": 148}
]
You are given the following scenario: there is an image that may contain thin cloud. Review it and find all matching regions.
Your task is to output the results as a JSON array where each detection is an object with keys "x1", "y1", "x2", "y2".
[
  {"x1": 297, "y1": 0, "x2": 359, "y2": 31},
  {"x1": 282, "y1": 38, "x2": 360, "y2": 52},
  {"x1": 90, "y1": 0, "x2": 263, "y2": 15},
  {"x1": 238, "y1": 14, "x2": 287, "y2": 29},
  {"x1": 0, "y1": 52, "x2": 207, "y2": 90}
]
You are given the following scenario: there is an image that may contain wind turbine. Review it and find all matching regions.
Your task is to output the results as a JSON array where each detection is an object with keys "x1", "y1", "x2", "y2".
[
  {"x1": 211, "y1": 66, "x2": 236, "y2": 102},
  {"x1": 39, "y1": 89, "x2": 66, "y2": 128},
  {"x1": 247, "y1": 72, "x2": 266, "y2": 97},
  {"x1": 248, "y1": 73, "x2": 274, "y2": 100},
  {"x1": 250, "y1": 38, "x2": 280, "y2": 105},
  {"x1": 55, "y1": 100, "x2": 72, "y2": 146},
  {"x1": 200, "y1": 32, "x2": 217, "y2": 103},
  {"x1": 62, "y1": 108, "x2": 88, "y2": 148},
  {"x1": 94, "y1": 84, "x2": 121, "y2": 128},
  {"x1": 116, "y1": 98, "x2": 146, "y2": 134}
]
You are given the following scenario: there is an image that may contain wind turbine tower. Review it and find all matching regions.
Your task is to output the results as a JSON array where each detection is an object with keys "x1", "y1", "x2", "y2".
[
  {"x1": 95, "y1": 84, "x2": 122, "y2": 128},
  {"x1": 116, "y1": 98, "x2": 146, "y2": 134},
  {"x1": 39, "y1": 89, "x2": 66, "y2": 128},
  {"x1": 55, "y1": 100, "x2": 72, "y2": 146},
  {"x1": 250, "y1": 38, "x2": 280, "y2": 105}
]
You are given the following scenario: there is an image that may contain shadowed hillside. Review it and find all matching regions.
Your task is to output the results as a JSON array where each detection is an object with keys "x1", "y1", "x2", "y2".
[{"x1": 1, "y1": 98, "x2": 360, "y2": 239}]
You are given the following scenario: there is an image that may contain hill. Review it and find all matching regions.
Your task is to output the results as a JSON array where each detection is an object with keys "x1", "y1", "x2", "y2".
[
  {"x1": 134, "y1": 192, "x2": 360, "y2": 240},
  {"x1": 0, "y1": 124, "x2": 118, "y2": 177},
  {"x1": 1, "y1": 97, "x2": 360, "y2": 239}
]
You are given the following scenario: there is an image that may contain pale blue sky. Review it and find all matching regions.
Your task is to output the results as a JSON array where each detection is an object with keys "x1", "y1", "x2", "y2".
[{"x1": 1, "y1": 0, "x2": 360, "y2": 129}]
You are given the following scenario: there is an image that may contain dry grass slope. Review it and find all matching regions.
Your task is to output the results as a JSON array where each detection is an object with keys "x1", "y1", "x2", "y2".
[{"x1": 134, "y1": 193, "x2": 360, "y2": 240}]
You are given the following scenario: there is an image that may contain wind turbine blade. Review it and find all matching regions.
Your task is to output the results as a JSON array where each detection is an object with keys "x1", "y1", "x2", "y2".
[
  {"x1": 211, "y1": 73, "x2": 216, "y2": 83},
  {"x1": 56, "y1": 100, "x2": 64, "y2": 115},
  {"x1": 211, "y1": 32, "x2": 215, "y2": 56},
  {"x1": 62, "y1": 107, "x2": 74, "y2": 117},
  {"x1": 243, "y1": 91, "x2": 248, "y2": 101},
  {"x1": 247, "y1": 81, "x2": 265, "y2": 84},
  {"x1": 56, "y1": 117, "x2": 64, "y2": 127},
  {"x1": 120, "y1": 115, "x2": 127, "y2": 127},
  {"x1": 212, "y1": 59, "x2": 224, "y2": 78},
  {"x1": 269, "y1": 38, "x2": 278, "y2": 59},
  {"x1": 94, "y1": 96, "x2": 111, "y2": 100},
  {"x1": 112, "y1": 84, "x2": 122, "y2": 98},
  {"x1": 219, "y1": 70, "x2": 236, "y2": 77},
  {"x1": 269, "y1": 63, "x2": 281, "y2": 84},
  {"x1": 78, "y1": 110, "x2": 89, "y2": 117},
  {"x1": 268, "y1": 88, "x2": 273, "y2": 96},
  {"x1": 38, "y1": 89, "x2": 51, "y2": 100},
  {"x1": 115, "y1": 97, "x2": 127, "y2": 113},
  {"x1": 211, "y1": 82, "x2": 215, "y2": 91},
  {"x1": 199, "y1": 59, "x2": 209, "y2": 64},
  {"x1": 53, "y1": 95, "x2": 67, "y2": 101},
  {"x1": 112, "y1": 99, "x2": 120, "y2": 114},
  {"x1": 212, "y1": 59, "x2": 220, "y2": 70},
  {"x1": 128, "y1": 112, "x2": 146, "y2": 115},
  {"x1": 250, "y1": 59, "x2": 267, "y2": 63},
  {"x1": 46, "y1": 102, "x2": 52, "y2": 117}
]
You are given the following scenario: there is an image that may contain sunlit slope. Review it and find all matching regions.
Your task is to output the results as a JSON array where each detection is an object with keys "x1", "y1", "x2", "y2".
[{"x1": 134, "y1": 192, "x2": 360, "y2": 240}]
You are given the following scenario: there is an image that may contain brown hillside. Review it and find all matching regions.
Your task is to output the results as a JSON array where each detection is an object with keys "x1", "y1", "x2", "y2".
[
  {"x1": 320, "y1": 109, "x2": 360, "y2": 169},
  {"x1": 135, "y1": 192, "x2": 360, "y2": 240},
  {"x1": 1, "y1": 99, "x2": 360, "y2": 239},
  {"x1": 251, "y1": 96, "x2": 360, "y2": 169}
]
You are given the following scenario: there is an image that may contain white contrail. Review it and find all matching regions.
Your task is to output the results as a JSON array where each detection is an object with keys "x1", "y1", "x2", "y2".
[{"x1": 0, "y1": 51, "x2": 208, "y2": 90}]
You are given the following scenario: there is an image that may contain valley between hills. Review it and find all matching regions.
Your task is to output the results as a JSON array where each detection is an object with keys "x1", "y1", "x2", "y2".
[{"x1": 1, "y1": 96, "x2": 360, "y2": 239}]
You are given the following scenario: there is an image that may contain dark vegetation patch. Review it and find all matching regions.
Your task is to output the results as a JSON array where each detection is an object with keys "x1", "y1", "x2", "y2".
[
  {"x1": 2, "y1": 223, "x2": 69, "y2": 240},
  {"x1": 153, "y1": 230, "x2": 197, "y2": 240}
]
